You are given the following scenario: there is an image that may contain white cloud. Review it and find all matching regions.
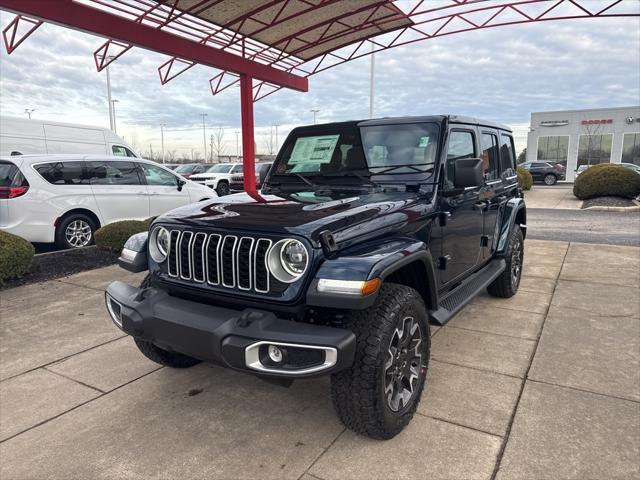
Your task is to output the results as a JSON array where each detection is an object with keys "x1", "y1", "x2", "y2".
[{"x1": 0, "y1": 10, "x2": 638, "y2": 157}]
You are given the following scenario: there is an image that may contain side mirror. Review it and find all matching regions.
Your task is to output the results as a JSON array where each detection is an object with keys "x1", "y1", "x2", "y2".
[
  {"x1": 177, "y1": 178, "x2": 186, "y2": 191},
  {"x1": 453, "y1": 158, "x2": 483, "y2": 189}
]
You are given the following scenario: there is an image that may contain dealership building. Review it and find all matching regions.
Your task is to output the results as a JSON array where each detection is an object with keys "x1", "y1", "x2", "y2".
[{"x1": 526, "y1": 106, "x2": 640, "y2": 181}]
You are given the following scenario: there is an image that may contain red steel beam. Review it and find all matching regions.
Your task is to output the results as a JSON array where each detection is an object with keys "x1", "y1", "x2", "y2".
[
  {"x1": 0, "y1": 0, "x2": 308, "y2": 92},
  {"x1": 239, "y1": 74, "x2": 256, "y2": 194}
]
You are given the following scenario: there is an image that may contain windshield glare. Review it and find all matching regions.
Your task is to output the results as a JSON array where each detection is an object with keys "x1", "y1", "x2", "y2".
[
  {"x1": 271, "y1": 123, "x2": 439, "y2": 181},
  {"x1": 206, "y1": 164, "x2": 233, "y2": 173}
]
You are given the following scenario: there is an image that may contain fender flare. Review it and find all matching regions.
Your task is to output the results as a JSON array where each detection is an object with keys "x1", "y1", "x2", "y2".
[
  {"x1": 496, "y1": 197, "x2": 526, "y2": 256},
  {"x1": 306, "y1": 238, "x2": 439, "y2": 310}
]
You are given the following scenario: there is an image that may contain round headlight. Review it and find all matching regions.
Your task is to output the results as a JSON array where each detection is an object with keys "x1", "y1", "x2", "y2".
[
  {"x1": 149, "y1": 227, "x2": 170, "y2": 263},
  {"x1": 268, "y1": 239, "x2": 309, "y2": 283}
]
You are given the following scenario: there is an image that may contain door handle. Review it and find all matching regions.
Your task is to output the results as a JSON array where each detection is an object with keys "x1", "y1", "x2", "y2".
[{"x1": 136, "y1": 191, "x2": 147, "y2": 196}]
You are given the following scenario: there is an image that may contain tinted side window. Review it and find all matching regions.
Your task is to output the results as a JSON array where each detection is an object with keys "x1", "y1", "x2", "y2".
[
  {"x1": 499, "y1": 134, "x2": 516, "y2": 174},
  {"x1": 447, "y1": 130, "x2": 476, "y2": 181},
  {"x1": 230, "y1": 164, "x2": 243, "y2": 174},
  {"x1": 34, "y1": 162, "x2": 88, "y2": 185},
  {"x1": 480, "y1": 133, "x2": 499, "y2": 181},
  {"x1": 140, "y1": 163, "x2": 178, "y2": 186},
  {"x1": 86, "y1": 161, "x2": 142, "y2": 185}
]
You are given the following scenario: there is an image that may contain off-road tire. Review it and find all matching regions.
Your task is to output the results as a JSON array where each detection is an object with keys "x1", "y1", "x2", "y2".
[
  {"x1": 330, "y1": 284, "x2": 430, "y2": 440},
  {"x1": 216, "y1": 181, "x2": 230, "y2": 196},
  {"x1": 487, "y1": 227, "x2": 524, "y2": 298},
  {"x1": 543, "y1": 173, "x2": 557, "y2": 185},
  {"x1": 55, "y1": 213, "x2": 97, "y2": 249}
]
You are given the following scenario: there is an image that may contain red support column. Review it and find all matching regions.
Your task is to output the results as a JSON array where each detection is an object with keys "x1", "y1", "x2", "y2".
[{"x1": 240, "y1": 74, "x2": 256, "y2": 194}]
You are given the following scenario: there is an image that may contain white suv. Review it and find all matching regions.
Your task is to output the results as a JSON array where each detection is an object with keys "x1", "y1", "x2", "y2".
[
  {"x1": 189, "y1": 163, "x2": 243, "y2": 196},
  {"x1": 0, "y1": 155, "x2": 216, "y2": 249}
]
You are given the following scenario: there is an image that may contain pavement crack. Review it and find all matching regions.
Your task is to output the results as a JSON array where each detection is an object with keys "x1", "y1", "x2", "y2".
[{"x1": 43, "y1": 367, "x2": 106, "y2": 394}]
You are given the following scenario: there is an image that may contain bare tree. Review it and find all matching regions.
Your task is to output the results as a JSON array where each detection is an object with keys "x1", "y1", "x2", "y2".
[
  {"x1": 262, "y1": 128, "x2": 275, "y2": 155},
  {"x1": 210, "y1": 127, "x2": 226, "y2": 162},
  {"x1": 580, "y1": 122, "x2": 604, "y2": 166}
]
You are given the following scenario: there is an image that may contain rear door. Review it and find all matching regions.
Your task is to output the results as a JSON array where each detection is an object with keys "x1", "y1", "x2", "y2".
[
  {"x1": 139, "y1": 162, "x2": 192, "y2": 216},
  {"x1": 86, "y1": 160, "x2": 149, "y2": 223},
  {"x1": 528, "y1": 162, "x2": 546, "y2": 181},
  {"x1": 479, "y1": 130, "x2": 503, "y2": 260}
]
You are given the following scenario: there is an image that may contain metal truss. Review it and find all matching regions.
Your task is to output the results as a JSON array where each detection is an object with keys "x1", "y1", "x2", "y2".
[
  {"x1": 2, "y1": 14, "x2": 41, "y2": 54},
  {"x1": 2, "y1": 0, "x2": 638, "y2": 100}
]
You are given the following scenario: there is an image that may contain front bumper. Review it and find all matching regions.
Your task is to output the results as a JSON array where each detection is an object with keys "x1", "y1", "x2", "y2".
[{"x1": 105, "y1": 281, "x2": 355, "y2": 378}]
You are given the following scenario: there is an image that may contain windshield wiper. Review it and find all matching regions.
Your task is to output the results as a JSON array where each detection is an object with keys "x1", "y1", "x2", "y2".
[{"x1": 369, "y1": 163, "x2": 435, "y2": 175}]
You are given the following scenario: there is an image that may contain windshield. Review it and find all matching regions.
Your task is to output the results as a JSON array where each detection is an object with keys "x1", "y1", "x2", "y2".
[
  {"x1": 175, "y1": 164, "x2": 194, "y2": 173},
  {"x1": 270, "y1": 123, "x2": 439, "y2": 186},
  {"x1": 205, "y1": 164, "x2": 233, "y2": 173}
]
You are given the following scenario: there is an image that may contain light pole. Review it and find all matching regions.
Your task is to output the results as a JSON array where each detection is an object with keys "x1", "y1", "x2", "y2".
[
  {"x1": 111, "y1": 99, "x2": 119, "y2": 134},
  {"x1": 310, "y1": 109, "x2": 319, "y2": 124},
  {"x1": 199, "y1": 113, "x2": 208, "y2": 162},
  {"x1": 97, "y1": 54, "x2": 116, "y2": 130},
  {"x1": 160, "y1": 124, "x2": 166, "y2": 163},
  {"x1": 274, "y1": 124, "x2": 280, "y2": 152},
  {"x1": 235, "y1": 131, "x2": 240, "y2": 157},
  {"x1": 369, "y1": 42, "x2": 375, "y2": 118},
  {"x1": 24, "y1": 108, "x2": 35, "y2": 119}
]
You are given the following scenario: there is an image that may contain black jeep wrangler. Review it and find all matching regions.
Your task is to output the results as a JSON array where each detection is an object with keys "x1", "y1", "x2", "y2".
[{"x1": 106, "y1": 115, "x2": 526, "y2": 440}]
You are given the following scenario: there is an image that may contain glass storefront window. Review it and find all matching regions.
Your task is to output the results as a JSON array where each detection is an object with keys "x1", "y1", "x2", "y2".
[
  {"x1": 621, "y1": 133, "x2": 640, "y2": 166},
  {"x1": 537, "y1": 136, "x2": 569, "y2": 171},
  {"x1": 577, "y1": 134, "x2": 612, "y2": 167}
]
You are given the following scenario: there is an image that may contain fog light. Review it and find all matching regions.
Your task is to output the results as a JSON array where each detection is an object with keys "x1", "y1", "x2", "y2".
[{"x1": 268, "y1": 344, "x2": 283, "y2": 363}]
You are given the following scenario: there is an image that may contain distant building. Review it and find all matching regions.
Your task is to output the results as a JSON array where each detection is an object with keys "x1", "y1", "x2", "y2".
[{"x1": 526, "y1": 106, "x2": 640, "y2": 181}]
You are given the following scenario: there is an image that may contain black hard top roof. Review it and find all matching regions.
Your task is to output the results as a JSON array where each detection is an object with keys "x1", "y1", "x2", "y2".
[{"x1": 292, "y1": 115, "x2": 512, "y2": 133}]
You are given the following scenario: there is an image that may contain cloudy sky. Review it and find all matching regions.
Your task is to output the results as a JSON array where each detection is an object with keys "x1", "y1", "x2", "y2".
[{"x1": 0, "y1": 1, "x2": 639, "y2": 159}]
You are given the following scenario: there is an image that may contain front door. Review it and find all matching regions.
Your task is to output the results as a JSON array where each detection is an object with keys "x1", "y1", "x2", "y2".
[
  {"x1": 439, "y1": 129, "x2": 484, "y2": 285},
  {"x1": 139, "y1": 162, "x2": 192, "y2": 217}
]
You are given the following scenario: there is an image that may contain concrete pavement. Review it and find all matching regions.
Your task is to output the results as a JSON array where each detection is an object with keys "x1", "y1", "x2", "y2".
[
  {"x1": 523, "y1": 184, "x2": 582, "y2": 210},
  {"x1": 1, "y1": 240, "x2": 639, "y2": 479}
]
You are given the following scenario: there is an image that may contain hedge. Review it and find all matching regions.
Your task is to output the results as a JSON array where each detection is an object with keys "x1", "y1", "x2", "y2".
[
  {"x1": 0, "y1": 231, "x2": 35, "y2": 286},
  {"x1": 517, "y1": 167, "x2": 533, "y2": 191},
  {"x1": 573, "y1": 163, "x2": 640, "y2": 200},
  {"x1": 95, "y1": 218, "x2": 154, "y2": 253}
]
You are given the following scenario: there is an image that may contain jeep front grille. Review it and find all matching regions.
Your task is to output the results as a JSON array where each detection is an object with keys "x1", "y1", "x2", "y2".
[{"x1": 167, "y1": 230, "x2": 272, "y2": 293}]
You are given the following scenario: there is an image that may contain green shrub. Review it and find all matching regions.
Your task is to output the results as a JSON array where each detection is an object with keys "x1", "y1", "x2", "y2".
[
  {"x1": 573, "y1": 163, "x2": 640, "y2": 200},
  {"x1": 0, "y1": 231, "x2": 35, "y2": 286},
  {"x1": 95, "y1": 218, "x2": 153, "y2": 253},
  {"x1": 517, "y1": 167, "x2": 533, "y2": 191}
]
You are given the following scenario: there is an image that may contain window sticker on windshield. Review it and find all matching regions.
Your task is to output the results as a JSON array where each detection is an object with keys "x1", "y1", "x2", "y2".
[
  {"x1": 418, "y1": 136, "x2": 429, "y2": 147},
  {"x1": 289, "y1": 135, "x2": 339, "y2": 164}
]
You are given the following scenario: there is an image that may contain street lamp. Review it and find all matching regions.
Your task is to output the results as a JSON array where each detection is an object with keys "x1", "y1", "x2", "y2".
[
  {"x1": 160, "y1": 124, "x2": 166, "y2": 163},
  {"x1": 97, "y1": 54, "x2": 116, "y2": 131},
  {"x1": 235, "y1": 130, "x2": 240, "y2": 157},
  {"x1": 111, "y1": 99, "x2": 119, "y2": 134},
  {"x1": 310, "y1": 109, "x2": 319, "y2": 124},
  {"x1": 199, "y1": 113, "x2": 208, "y2": 162},
  {"x1": 369, "y1": 42, "x2": 375, "y2": 118},
  {"x1": 24, "y1": 108, "x2": 35, "y2": 119},
  {"x1": 274, "y1": 124, "x2": 280, "y2": 151}
]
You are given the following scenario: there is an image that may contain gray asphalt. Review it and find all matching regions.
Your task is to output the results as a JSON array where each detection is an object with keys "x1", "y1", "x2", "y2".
[{"x1": 526, "y1": 208, "x2": 640, "y2": 246}]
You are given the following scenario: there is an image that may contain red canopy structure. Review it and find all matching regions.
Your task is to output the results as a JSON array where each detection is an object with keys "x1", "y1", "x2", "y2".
[{"x1": 1, "y1": 0, "x2": 638, "y2": 192}]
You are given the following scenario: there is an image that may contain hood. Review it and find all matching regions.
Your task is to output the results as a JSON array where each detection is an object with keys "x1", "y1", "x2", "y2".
[
  {"x1": 157, "y1": 189, "x2": 436, "y2": 247},
  {"x1": 190, "y1": 173, "x2": 219, "y2": 180}
]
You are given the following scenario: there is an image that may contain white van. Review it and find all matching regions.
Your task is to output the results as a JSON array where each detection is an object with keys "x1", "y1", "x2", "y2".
[
  {"x1": 0, "y1": 116, "x2": 139, "y2": 157},
  {"x1": 0, "y1": 155, "x2": 216, "y2": 249}
]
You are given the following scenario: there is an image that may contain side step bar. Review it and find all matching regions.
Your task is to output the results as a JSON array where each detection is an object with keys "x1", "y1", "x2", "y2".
[{"x1": 429, "y1": 258, "x2": 506, "y2": 326}]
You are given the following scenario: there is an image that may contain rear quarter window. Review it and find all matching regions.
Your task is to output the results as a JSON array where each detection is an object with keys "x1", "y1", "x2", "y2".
[{"x1": 34, "y1": 161, "x2": 89, "y2": 185}]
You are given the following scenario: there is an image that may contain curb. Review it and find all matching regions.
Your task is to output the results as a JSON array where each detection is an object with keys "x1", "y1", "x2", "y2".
[{"x1": 581, "y1": 205, "x2": 640, "y2": 212}]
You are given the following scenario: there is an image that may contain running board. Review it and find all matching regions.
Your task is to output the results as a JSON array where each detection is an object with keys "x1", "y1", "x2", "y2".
[{"x1": 429, "y1": 258, "x2": 506, "y2": 326}]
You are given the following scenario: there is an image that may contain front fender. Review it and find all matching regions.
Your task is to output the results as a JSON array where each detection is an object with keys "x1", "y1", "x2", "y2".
[
  {"x1": 306, "y1": 237, "x2": 437, "y2": 310},
  {"x1": 496, "y1": 197, "x2": 526, "y2": 256}
]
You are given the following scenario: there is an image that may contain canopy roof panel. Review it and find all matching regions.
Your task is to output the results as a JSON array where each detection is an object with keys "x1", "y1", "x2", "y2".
[{"x1": 170, "y1": 0, "x2": 413, "y2": 61}]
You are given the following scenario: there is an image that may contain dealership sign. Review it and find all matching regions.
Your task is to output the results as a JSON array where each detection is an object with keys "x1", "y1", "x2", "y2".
[
  {"x1": 540, "y1": 120, "x2": 569, "y2": 126},
  {"x1": 581, "y1": 119, "x2": 613, "y2": 125}
]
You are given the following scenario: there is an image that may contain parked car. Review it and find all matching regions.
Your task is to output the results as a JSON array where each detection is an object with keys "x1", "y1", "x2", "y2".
[
  {"x1": 519, "y1": 161, "x2": 565, "y2": 185},
  {"x1": 229, "y1": 162, "x2": 273, "y2": 191},
  {"x1": 0, "y1": 116, "x2": 139, "y2": 157},
  {"x1": 106, "y1": 115, "x2": 526, "y2": 440},
  {"x1": 162, "y1": 163, "x2": 180, "y2": 170},
  {"x1": 189, "y1": 163, "x2": 243, "y2": 196},
  {"x1": 575, "y1": 164, "x2": 589, "y2": 177},
  {"x1": 173, "y1": 163, "x2": 206, "y2": 179},
  {"x1": 0, "y1": 155, "x2": 215, "y2": 249}
]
